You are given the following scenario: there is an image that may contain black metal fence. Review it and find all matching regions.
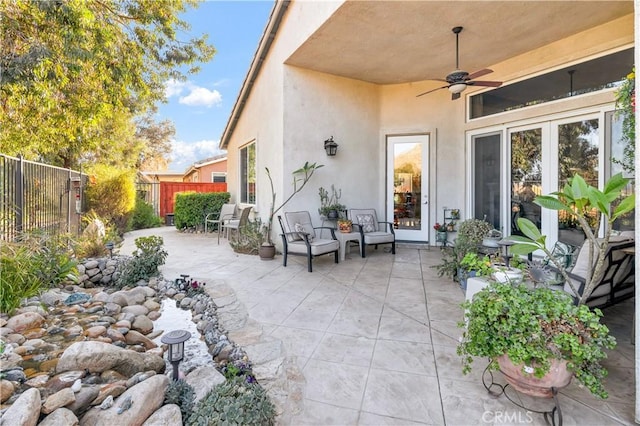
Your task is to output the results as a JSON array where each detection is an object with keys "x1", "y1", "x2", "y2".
[
  {"x1": 1, "y1": 154, "x2": 87, "y2": 242},
  {"x1": 135, "y1": 181, "x2": 161, "y2": 217}
]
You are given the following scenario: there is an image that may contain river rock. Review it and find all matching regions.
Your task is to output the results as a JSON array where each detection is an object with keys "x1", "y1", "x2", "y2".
[
  {"x1": 108, "y1": 292, "x2": 129, "y2": 307},
  {"x1": 39, "y1": 407, "x2": 79, "y2": 426},
  {"x1": 122, "y1": 305, "x2": 149, "y2": 317},
  {"x1": 103, "y1": 302, "x2": 121, "y2": 316},
  {"x1": 0, "y1": 379, "x2": 15, "y2": 403},
  {"x1": 66, "y1": 386, "x2": 100, "y2": 416},
  {"x1": 124, "y1": 330, "x2": 157, "y2": 350},
  {"x1": 132, "y1": 315, "x2": 154, "y2": 334},
  {"x1": 0, "y1": 387, "x2": 41, "y2": 426},
  {"x1": 6, "y1": 312, "x2": 45, "y2": 333},
  {"x1": 64, "y1": 293, "x2": 92, "y2": 306},
  {"x1": 143, "y1": 299, "x2": 161, "y2": 311},
  {"x1": 40, "y1": 289, "x2": 70, "y2": 307},
  {"x1": 57, "y1": 341, "x2": 165, "y2": 376},
  {"x1": 47, "y1": 370, "x2": 86, "y2": 393},
  {"x1": 185, "y1": 366, "x2": 225, "y2": 403},
  {"x1": 106, "y1": 328, "x2": 126, "y2": 343},
  {"x1": 90, "y1": 382, "x2": 127, "y2": 405},
  {"x1": 85, "y1": 325, "x2": 107, "y2": 338},
  {"x1": 42, "y1": 387, "x2": 76, "y2": 414},
  {"x1": 80, "y1": 374, "x2": 169, "y2": 426},
  {"x1": 142, "y1": 403, "x2": 182, "y2": 425}
]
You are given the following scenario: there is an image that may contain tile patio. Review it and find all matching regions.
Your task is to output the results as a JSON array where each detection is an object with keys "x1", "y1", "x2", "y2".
[{"x1": 122, "y1": 226, "x2": 635, "y2": 425}]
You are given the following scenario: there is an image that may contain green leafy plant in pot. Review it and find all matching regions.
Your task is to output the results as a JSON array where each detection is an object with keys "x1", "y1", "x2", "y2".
[
  {"x1": 458, "y1": 282, "x2": 615, "y2": 398},
  {"x1": 433, "y1": 218, "x2": 492, "y2": 282},
  {"x1": 458, "y1": 173, "x2": 634, "y2": 400},
  {"x1": 457, "y1": 252, "x2": 492, "y2": 291}
]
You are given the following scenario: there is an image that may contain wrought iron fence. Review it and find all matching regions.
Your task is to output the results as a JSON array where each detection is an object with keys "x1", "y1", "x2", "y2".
[{"x1": 1, "y1": 154, "x2": 87, "y2": 242}]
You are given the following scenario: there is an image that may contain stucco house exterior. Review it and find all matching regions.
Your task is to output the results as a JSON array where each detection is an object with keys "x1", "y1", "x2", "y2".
[
  {"x1": 183, "y1": 154, "x2": 228, "y2": 183},
  {"x1": 219, "y1": 0, "x2": 634, "y2": 250}
]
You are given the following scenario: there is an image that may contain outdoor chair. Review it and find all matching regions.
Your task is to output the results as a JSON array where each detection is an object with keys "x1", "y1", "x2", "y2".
[
  {"x1": 204, "y1": 203, "x2": 237, "y2": 244},
  {"x1": 278, "y1": 211, "x2": 339, "y2": 272},
  {"x1": 559, "y1": 232, "x2": 635, "y2": 309},
  {"x1": 347, "y1": 208, "x2": 395, "y2": 258},
  {"x1": 222, "y1": 206, "x2": 252, "y2": 242}
]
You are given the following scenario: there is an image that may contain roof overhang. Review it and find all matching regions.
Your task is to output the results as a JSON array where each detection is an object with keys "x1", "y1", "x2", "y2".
[
  {"x1": 286, "y1": 1, "x2": 632, "y2": 85},
  {"x1": 220, "y1": 0, "x2": 633, "y2": 148}
]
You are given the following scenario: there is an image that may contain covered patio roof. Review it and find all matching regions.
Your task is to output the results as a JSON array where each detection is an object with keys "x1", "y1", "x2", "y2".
[{"x1": 286, "y1": 1, "x2": 633, "y2": 85}]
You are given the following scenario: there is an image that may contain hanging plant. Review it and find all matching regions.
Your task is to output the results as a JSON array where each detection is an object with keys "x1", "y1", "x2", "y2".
[{"x1": 614, "y1": 69, "x2": 635, "y2": 174}]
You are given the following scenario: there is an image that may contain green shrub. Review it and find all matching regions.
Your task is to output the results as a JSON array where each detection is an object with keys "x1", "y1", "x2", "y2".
[
  {"x1": 116, "y1": 235, "x2": 167, "y2": 287},
  {"x1": 186, "y1": 376, "x2": 275, "y2": 426},
  {"x1": 84, "y1": 165, "x2": 136, "y2": 233},
  {"x1": 229, "y1": 219, "x2": 264, "y2": 255},
  {"x1": 0, "y1": 233, "x2": 78, "y2": 314},
  {"x1": 164, "y1": 379, "x2": 195, "y2": 422},
  {"x1": 174, "y1": 192, "x2": 230, "y2": 230},
  {"x1": 131, "y1": 197, "x2": 162, "y2": 230}
]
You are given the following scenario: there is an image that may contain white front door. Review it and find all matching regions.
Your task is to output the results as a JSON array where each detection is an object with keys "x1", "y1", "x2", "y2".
[{"x1": 386, "y1": 134, "x2": 429, "y2": 242}]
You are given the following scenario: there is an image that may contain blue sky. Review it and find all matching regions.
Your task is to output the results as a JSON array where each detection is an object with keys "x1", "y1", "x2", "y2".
[{"x1": 157, "y1": 0, "x2": 274, "y2": 172}]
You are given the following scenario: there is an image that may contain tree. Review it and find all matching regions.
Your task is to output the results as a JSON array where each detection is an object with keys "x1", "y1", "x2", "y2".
[
  {"x1": 135, "y1": 115, "x2": 175, "y2": 170},
  {"x1": 0, "y1": 0, "x2": 215, "y2": 169}
]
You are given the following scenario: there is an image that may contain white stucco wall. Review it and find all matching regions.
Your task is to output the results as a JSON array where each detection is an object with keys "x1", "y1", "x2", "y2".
[{"x1": 280, "y1": 67, "x2": 380, "y2": 225}]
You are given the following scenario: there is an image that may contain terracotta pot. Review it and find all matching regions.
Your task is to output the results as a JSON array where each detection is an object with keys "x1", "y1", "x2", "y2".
[
  {"x1": 259, "y1": 244, "x2": 276, "y2": 260},
  {"x1": 497, "y1": 354, "x2": 572, "y2": 398}
]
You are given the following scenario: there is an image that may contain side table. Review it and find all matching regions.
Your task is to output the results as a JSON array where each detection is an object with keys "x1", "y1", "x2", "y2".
[{"x1": 335, "y1": 231, "x2": 361, "y2": 261}]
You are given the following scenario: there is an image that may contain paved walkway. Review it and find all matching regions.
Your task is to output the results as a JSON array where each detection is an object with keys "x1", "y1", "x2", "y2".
[{"x1": 122, "y1": 226, "x2": 635, "y2": 425}]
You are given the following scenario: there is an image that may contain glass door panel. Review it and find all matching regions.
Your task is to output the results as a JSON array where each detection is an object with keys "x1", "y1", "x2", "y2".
[
  {"x1": 510, "y1": 128, "x2": 542, "y2": 236},
  {"x1": 557, "y1": 119, "x2": 598, "y2": 246},
  {"x1": 472, "y1": 133, "x2": 501, "y2": 230},
  {"x1": 387, "y1": 135, "x2": 429, "y2": 242}
]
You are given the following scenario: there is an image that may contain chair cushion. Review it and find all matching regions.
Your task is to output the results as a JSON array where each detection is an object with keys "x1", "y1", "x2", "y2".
[
  {"x1": 294, "y1": 223, "x2": 313, "y2": 242},
  {"x1": 363, "y1": 231, "x2": 395, "y2": 245},
  {"x1": 287, "y1": 239, "x2": 339, "y2": 255},
  {"x1": 356, "y1": 214, "x2": 376, "y2": 233}
]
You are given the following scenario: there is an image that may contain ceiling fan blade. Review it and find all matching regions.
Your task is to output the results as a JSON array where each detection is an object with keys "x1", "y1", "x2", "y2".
[
  {"x1": 451, "y1": 92, "x2": 461, "y2": 100},
  {"x1": 467, "y1": 68, "x2": 493, "y2": 80},
  {"x1": 469, "y1": 80, "x2": 503, "y2": 87},
  {"x1": 416, "y1": 85, "x2": 449, "y2": 97}
]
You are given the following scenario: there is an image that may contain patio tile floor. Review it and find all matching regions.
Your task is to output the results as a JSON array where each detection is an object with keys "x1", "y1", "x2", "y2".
[{"x1": 122, "y1": 227, "x2": 635, "y2": 425}]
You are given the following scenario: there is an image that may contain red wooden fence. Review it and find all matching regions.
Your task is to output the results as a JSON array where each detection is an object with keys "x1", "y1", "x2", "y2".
[{"x1": 160, "y1": 182, "x2": 227, "y2": 218}]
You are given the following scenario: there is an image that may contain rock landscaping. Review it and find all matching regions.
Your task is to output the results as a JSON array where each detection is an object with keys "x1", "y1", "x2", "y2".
[{"x1": 0, "y1": 255, "x2": 303, "y2": 425}]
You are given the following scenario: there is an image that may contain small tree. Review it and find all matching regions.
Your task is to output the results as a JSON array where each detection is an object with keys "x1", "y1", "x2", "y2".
[
  {"x1": 263, "y1": 162, "x2": 323, "y2": 245},
  {"x1": 508, "y1": 173, "x2": 634, "y2": 305}
]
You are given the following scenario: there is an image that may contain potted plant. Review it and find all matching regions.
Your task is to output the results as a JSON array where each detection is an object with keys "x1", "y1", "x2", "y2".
[
  {"x1": 457, "y1": 252, "x2": 492, "y2": 290},
  {"x1": 318, "y1": 185, "x2": 346, "y2": 220},
  {"x1": 433, "y1": 218, "x2": 492, "y2": 282},
  {"x1": 459, "y1": 173, "x2": 634, "y2": 402},
  {"x1": 458, "y1": 281, "x2": 616, "y2": 399},
  {"x1": 508, "y1": 173, "x2": 635, "y2": 305},
  {"x1": 262, "y1": 162, "x2": 323, "y2": 259},
  {"x1": 336, "y1": 210, "x2": 352, "y2": 233}
]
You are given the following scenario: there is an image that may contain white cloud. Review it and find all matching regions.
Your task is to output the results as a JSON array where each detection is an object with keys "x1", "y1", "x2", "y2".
[
  {"x1": 167, "y1": 139, "x2": 226, "y2": 172},
  {"x1": 164, "y1": 79, "x2": 187, "y2": 98},
  {"x1": 179, "y1": 87, "x2": 222, "y2": 108},
  {"x1": 165, "y1": 78, "x2": 223, "y2": 108}
]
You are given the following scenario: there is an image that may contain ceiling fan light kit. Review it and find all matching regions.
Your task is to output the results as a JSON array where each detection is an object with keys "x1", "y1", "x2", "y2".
[{"x1": 417, "y1": 26, "x2": 503, "y2": 100}]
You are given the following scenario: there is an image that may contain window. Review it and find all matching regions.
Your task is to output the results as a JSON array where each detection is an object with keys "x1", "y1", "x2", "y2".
[
  {"x1": 240, "y1": 142, "x2": 256, "y2": 204},
  {"x1": 470, "y1": 48, "x2": 633, "y2": 119},
  {"x1": 212, "y1": 172, "x2": 226, "y2": 183}
]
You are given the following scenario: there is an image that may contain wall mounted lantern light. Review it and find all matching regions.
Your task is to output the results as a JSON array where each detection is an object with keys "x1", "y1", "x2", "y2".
[
  {"x1": 324, "y1": 136, "x2": 338, "y2": 156},
  {"x1": 161, "y1": 329, "x2": 191, "y2": 380}
]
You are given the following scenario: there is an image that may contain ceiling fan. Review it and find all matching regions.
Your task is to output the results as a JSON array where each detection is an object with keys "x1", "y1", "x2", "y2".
[{"x1": 416, "y1": 26, "x2": 502, "y2": 100}]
